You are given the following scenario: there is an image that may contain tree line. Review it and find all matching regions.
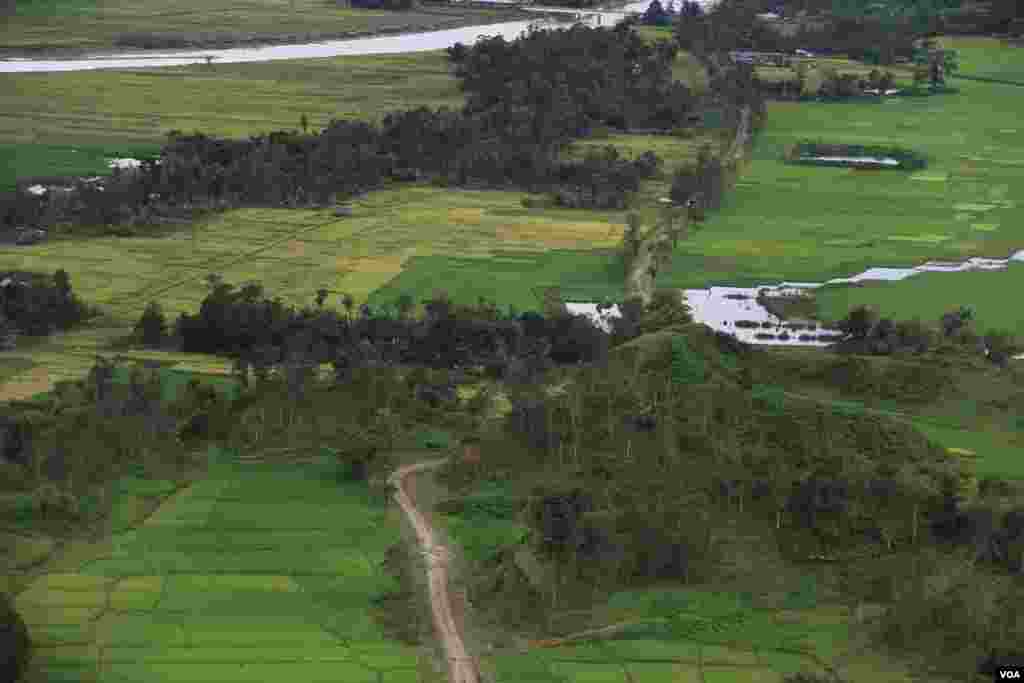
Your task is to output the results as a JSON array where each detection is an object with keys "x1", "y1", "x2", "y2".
[
  {"x1": 0, "y1": 269, "x2": 95, "y2": 349},
  {"x1": 832, "y1": 303, "x2": 1021, "y2": 368}
]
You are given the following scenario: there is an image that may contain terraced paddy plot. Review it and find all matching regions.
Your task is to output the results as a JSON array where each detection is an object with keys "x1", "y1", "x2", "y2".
[{"x1": 12, "y1": 454, "x2": 425, "y2": 683}]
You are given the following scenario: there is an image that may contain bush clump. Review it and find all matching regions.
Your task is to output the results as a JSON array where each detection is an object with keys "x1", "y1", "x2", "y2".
[
  {"x1": 1, "y1": 591, "x2": 32, "y2": 683},
  {"x1": 785, "y1": 141, "x2": 927, "y2": 170}
]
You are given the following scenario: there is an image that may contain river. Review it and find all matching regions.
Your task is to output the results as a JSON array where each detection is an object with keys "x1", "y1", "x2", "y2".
[{"x1": 0, "y1": 0, "x2": 681, "y2": 73}]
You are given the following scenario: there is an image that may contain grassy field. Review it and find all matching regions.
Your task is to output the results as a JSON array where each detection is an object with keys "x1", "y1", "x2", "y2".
[
  {"x1": 812, "y1": 262, "x2": 1024, "y2": 338},
  {"x1": 939, "y1": 35, "x2": 1024, "y2": 84},
  {"x1": 651, "y1": 68, "x2": 1024, "y2": 291},
  {"x1": 0, "y1": 0, "x2": 529, "y2": 52},
  {"x1": 0, "y1": 322, "x2": 236, "y2": 403},
  {"x1": 0, "y1": 50, "x2": 463, "y2": 189},
  {"x1": 8, "y1": 448, "x2": 439, "y2": 683},
  {"x1": 0, "y1": 143, "x2": 162, "y2": 193}
]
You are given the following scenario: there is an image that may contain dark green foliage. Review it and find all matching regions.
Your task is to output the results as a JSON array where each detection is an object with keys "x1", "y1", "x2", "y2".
[
  {"x1": 783, "y1": 673, "x2": 848, "y2": 683},
  {"x1": 0, "y1": 269, "x2": 92, "y2": 340},
  {"x1": 0, "y1": 591, "x2": 32, "y2": 683},
  {"x1": 134, "y1": 301, "x2": 167, "y2": 348},
  {"x1": 670, "y1": 334, "x2": 706, "y2": 385}
]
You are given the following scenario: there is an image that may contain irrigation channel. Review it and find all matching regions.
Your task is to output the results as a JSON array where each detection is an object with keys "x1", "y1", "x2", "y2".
[{"x1": 0, "y1": 0, "x2": 686, "y2": 73}]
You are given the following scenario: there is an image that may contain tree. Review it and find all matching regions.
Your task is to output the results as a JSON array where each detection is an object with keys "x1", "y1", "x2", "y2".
[
  {"x1": 315, "y1": 287, "x2": 328, "y2": 308},
  {"x1": 135, "y1": 302, "x2": 167, "y2": 348},
  {"x1": 341, "y1": 293, "x2": 355, "y2": 321},
  {"x1": 1, "y1": 590, "x2": 32, "y2": 683},
  {"x1": 396, "y1": 293, "x2": 415, "y2": 321},
  {"x1": 913, "y1": 45, "x2": 959, "y2": 87},
  {"x1": 300, "y1": 113, "x2": 309, "y2": 134},
  {"x1": 940, "y1": 306, "x2": 973, "y2": 337},
  {"x1": 624, "y1": 213, "x2": 642, "y2": 261}
]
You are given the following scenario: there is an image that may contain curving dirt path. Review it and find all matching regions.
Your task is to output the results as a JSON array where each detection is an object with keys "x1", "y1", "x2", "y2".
[{"x1": 389, "y1": 458, "x2": 482, "y2": 683}]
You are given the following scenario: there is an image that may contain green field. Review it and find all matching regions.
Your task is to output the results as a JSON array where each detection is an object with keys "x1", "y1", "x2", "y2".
[
  {"x1": 0, "y1": 0, "x2": 527, "y2": 52},
  {"x1": 9, "y1": 449, "x2": 435, "y2": 683},
  {"x1": 940, "y1": 35, "x2": 1024, "y2": 84},
  {"x1": 0, "y1": 50, "x2": 464, "y2": 191},
  {"x1": 0, "y1": 143, "x2": 162, "y2": 192},
  {"x1": 649, "y1": 69, "x2": 1024, "y2": 290},
  {"x1": 812, "y1": 262, "x2": 1024, "y2": 338}
]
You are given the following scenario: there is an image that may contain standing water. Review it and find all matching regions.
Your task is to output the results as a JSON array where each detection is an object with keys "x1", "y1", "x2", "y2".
[{"x1": 568, "y1": 248, "x2": 1024, "y2": 358}]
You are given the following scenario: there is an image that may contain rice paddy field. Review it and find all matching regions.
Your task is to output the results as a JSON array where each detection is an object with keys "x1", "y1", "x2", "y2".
[
  {"x1": 812, "y1": 262, "x2": 1024, "y2": 338},
  {"x1": 656, "y1": 75, "x2": 1024, "y2": 291},
  {"x1": 937, "y1": 35, "x2": 1024, "y2": 84},
  {"x1": 0, "y1": 0, "x2": 528, "y2": 53},
  {"x1": 6, "y1": 448, "x2": 439, "y2": 683}
]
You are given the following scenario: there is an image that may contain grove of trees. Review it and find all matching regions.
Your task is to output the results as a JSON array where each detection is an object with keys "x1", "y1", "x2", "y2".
[{"x1": 2, "y1": 23, "x2": 704, "y2": 233}]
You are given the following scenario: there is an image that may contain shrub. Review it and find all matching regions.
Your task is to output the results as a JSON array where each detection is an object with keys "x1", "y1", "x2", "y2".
[
  {"x1": 134, "y1": 301, "x2": 167, "y2": 348},
  {"x1": 1, "y1": 591, "x2": 32, "y2": 683},
  {"x1": 669, "y1": 335, "x2": 706, "y2": 385}
]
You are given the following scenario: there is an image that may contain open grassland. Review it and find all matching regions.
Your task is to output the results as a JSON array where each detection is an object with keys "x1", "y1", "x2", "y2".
[
  {"x1": 0, "y1": 143, "x2": 163, "y2": 193},
  {"x1": 0, "y1": 51, "x2": 461, "y2": 145},
  {"x1": 940, "y1": 35, "x2": 1024, "y2": 84},
  {"x1": 0, "y1": 0, "x2": 529, "y2": 53},
  {"x1": 0, "y1": 50, "x2": 463, "y2": 190},
  {"x1": 812, "y1": 263, "x2": 1024, "y2": 338},
  {"x1": 652, "y1": 73, "x2": 1024, "y2": 291},
  {"x1": 7, "y1": 449, "x2": 439, "y2": 683}
]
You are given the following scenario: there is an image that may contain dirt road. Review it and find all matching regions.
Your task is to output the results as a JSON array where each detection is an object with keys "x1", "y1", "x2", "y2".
[{"x1": 389, "y1": 459, "x2": 481, "y2": 683}]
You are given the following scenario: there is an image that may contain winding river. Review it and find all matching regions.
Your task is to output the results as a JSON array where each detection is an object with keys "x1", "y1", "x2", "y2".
[{"x1": 0, "y1": 0, "x2": 670, "y2": 73}]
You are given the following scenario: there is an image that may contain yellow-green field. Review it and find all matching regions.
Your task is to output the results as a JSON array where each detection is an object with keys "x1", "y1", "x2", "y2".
[
  {"x1": 0, "y1": 0, "x2": 528, "y2": 52},
  {"x1": 0, "y1": 139, "x2": 713, "y2": 400},
  {"x1": 0, "y1": 51, "x2": 463, "y2": 148}
]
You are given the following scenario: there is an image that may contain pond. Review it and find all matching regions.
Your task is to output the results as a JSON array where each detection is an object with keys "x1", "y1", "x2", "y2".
[{"x1": 800, "y1": 156, "x2": 901, "y2": 166}]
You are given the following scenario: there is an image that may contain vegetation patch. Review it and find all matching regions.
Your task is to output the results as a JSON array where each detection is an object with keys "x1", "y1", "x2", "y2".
[{"x1": 785, "y1": 141, "x2": 928, "y2": 170}]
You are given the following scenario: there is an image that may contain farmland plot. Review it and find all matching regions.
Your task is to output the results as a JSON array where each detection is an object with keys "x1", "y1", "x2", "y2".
[{"x1": 11, "y1": 452, "x2": 435, "y2": 683}]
